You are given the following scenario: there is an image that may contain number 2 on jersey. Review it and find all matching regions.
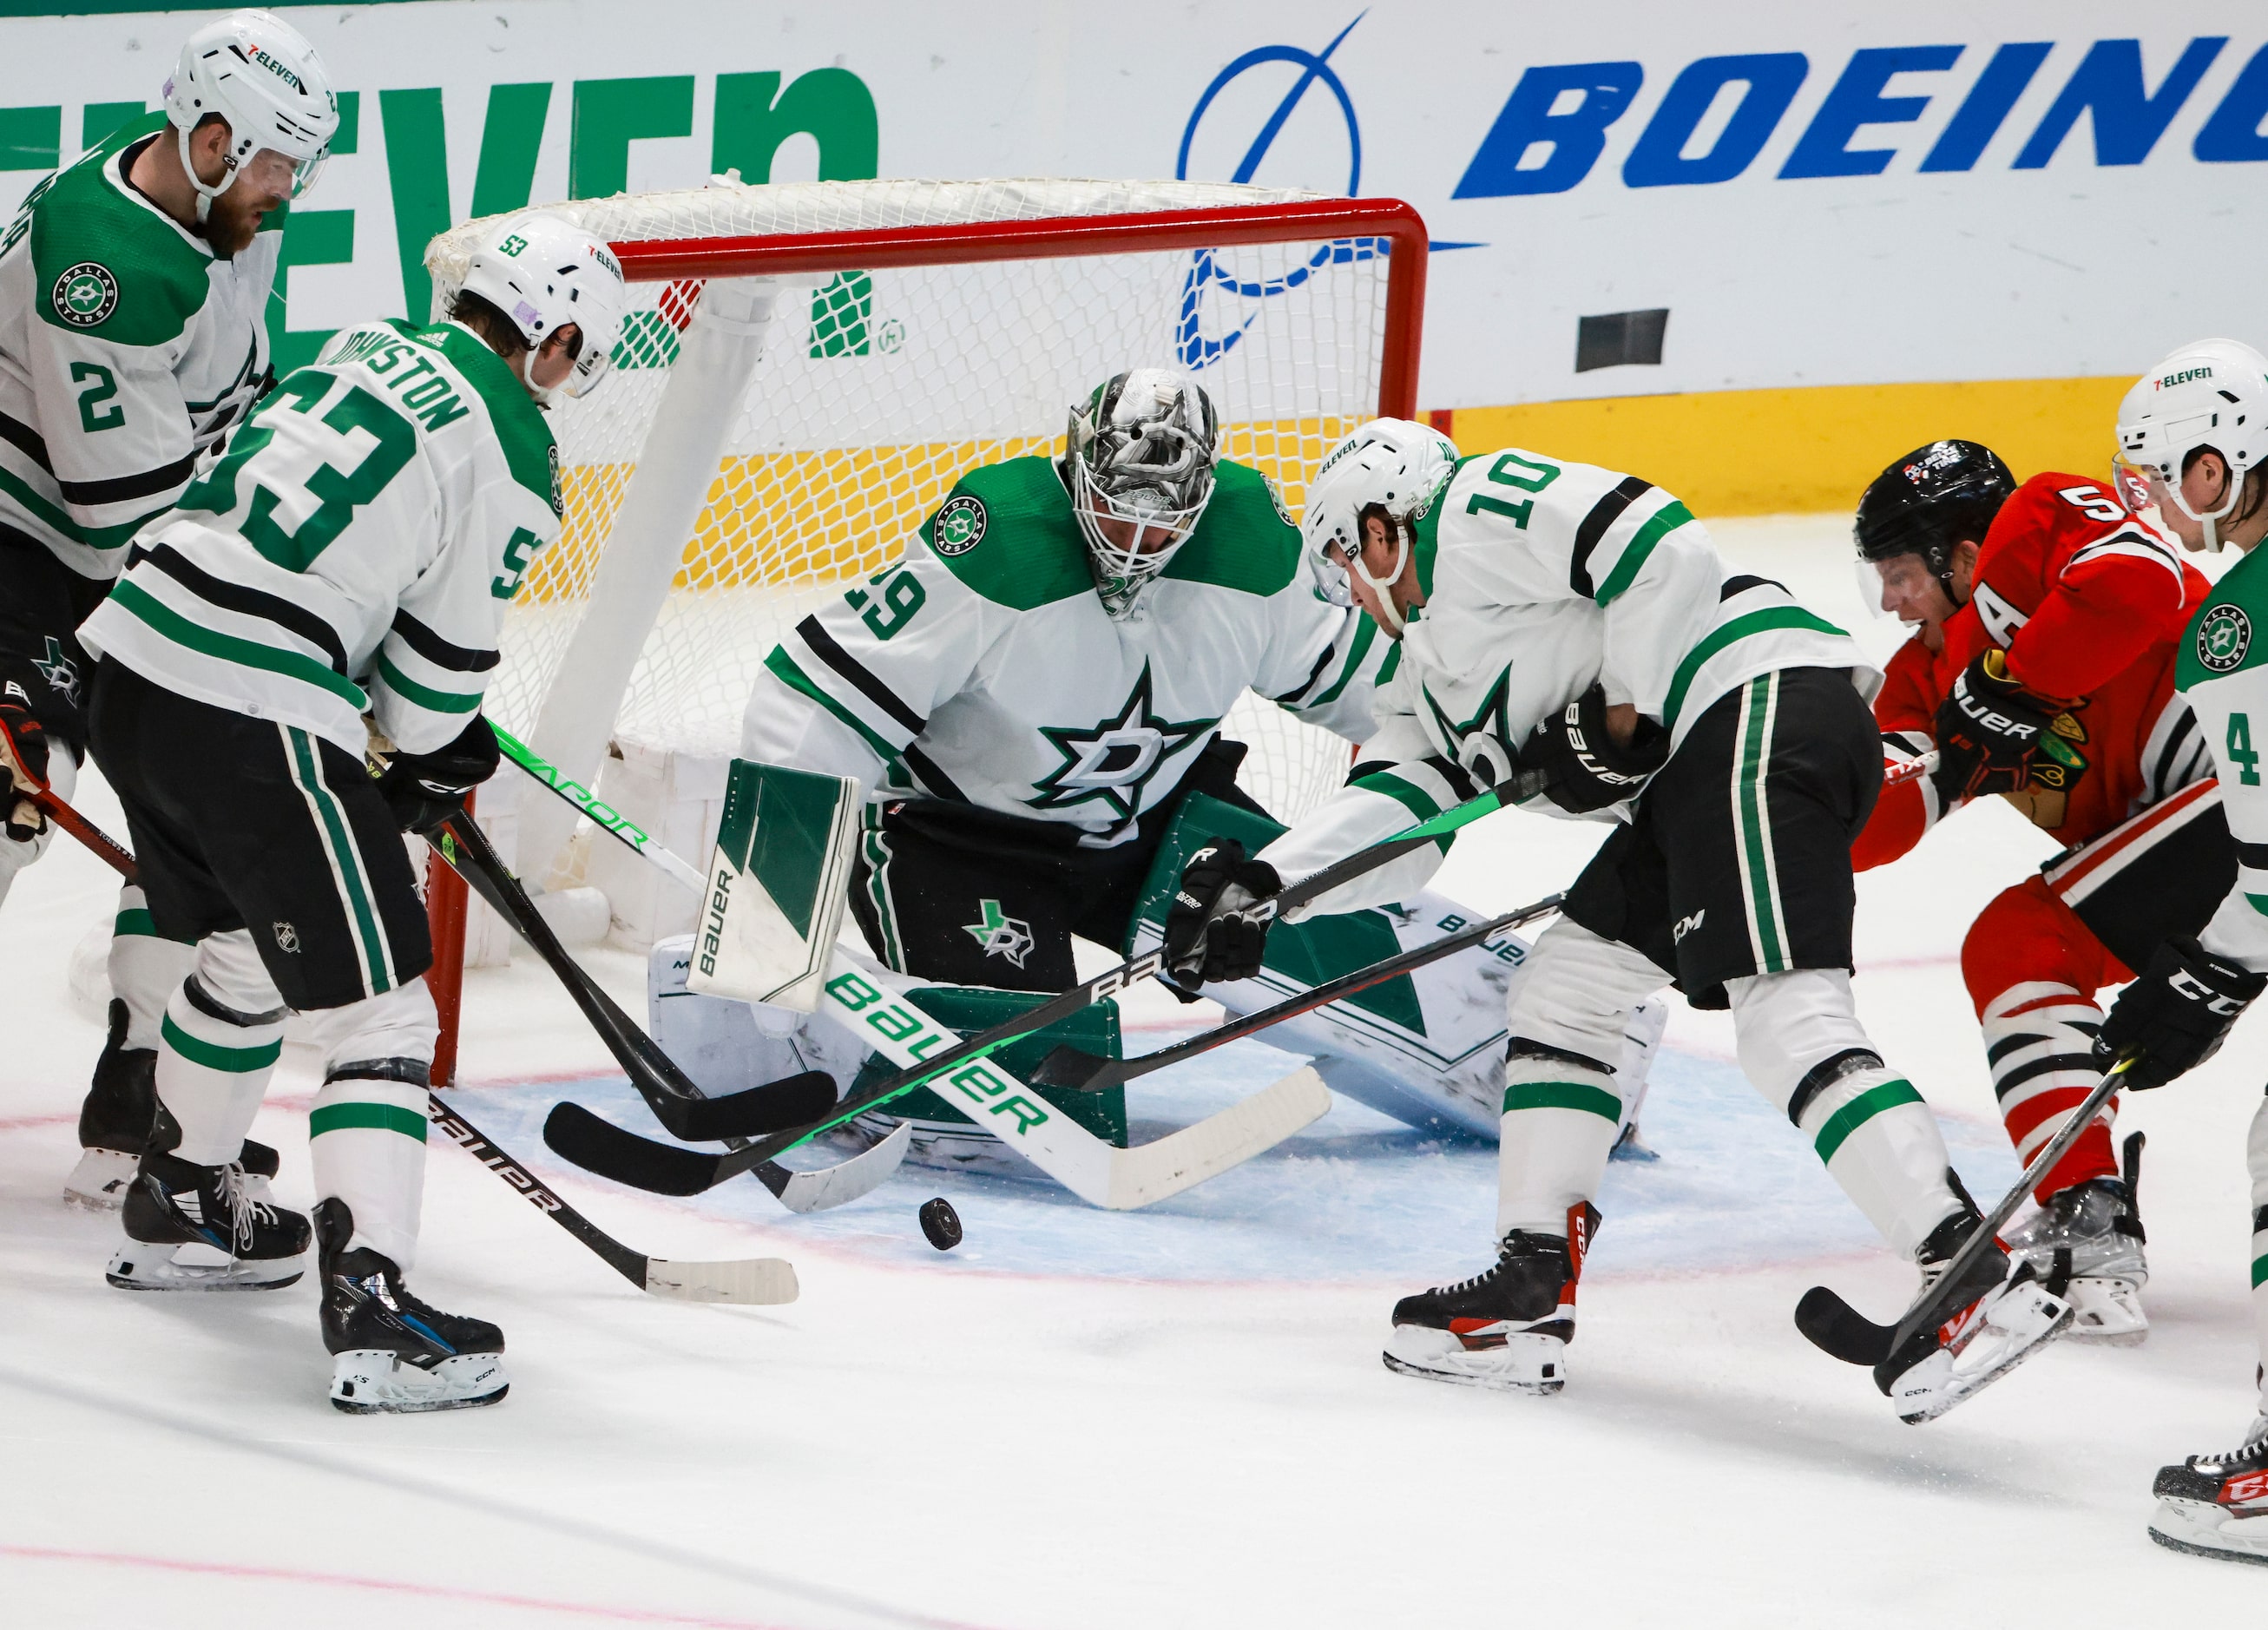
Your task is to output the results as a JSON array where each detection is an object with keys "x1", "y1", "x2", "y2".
[
  {"x1": 2230, "y1": 712, "x2": 2262, "y2": 787},
  {"x1": 1465, "y1": 452, "x2": 1560, "y2": 528}
]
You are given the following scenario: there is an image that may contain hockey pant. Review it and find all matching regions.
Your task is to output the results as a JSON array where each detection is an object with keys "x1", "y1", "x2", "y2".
[{"x1": 1969, "y1": 777, "x2": 2231, "y2": 1203}]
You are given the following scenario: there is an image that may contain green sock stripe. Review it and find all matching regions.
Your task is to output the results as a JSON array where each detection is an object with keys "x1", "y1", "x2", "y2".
[
  {"x1": 2252, "y1": 1252, "x2": 2268, "y2": 1291},
  {"x1": 114, "y1": 907, "x2": 158, "y2": 937},
  {"x1": 310, "y1": 1101, "x2": 428, "y2": 1141},
  {"x1": 160, "y1": 1011, "x2": 281, "y2": 1074},
  {"x1": 1502, "y1": 1080, "x2": 1623, "y2": 1122},
  {"x1": 1812, "y1": 1078, "x2": 1925, "y2": 1165}
]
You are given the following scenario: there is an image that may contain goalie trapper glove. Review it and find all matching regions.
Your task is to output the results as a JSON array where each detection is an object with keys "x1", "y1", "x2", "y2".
[
  {"x1": 1930, "y1": 649, "x2": 2062, "y2": 803},
  {"x1": 371, "y1": 715, "x2": 500, "y2": 835},
  {"x1": 1524, "y1": 683, "x2": 1669, "y2": 814},
  {"x1": 0, "y1": 693, "x2": 49, "y2": 841},
  {"x1": 2094, "y1": 936, "x2": 2268, "y2": 1089},
  {"x1": 1163, "y1": 837, "x2": 1282, "y2": 985}
]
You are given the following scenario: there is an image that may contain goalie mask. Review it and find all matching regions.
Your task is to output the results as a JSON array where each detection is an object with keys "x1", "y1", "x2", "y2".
[
  {"x1": 1301, "y1": 419, "x2": 1460, "y2": 637},
  {"x1": 459, "y1": 211, "x2": 628, "y2": 404},
  {"x1": 1060, "y1": 368, "x2": 1220, "y2": 618},
  {"x1": 162, "y1": 10, "x2": 339, "y2": 222},
  {"x1": 2115, "y1": 338, "x2": 2268, "y2": 553}
]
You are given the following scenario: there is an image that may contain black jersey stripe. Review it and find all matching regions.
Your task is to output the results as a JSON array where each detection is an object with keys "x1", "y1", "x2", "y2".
[
  {"x1": 1568, "y1": 476, "x2": 1652, "y2": 599},
  {"x1": 58, "y1": 451, "x2": 197, "y2": 507},
  {"x1": 901, "y1": 743, "x2": 972, "y2": 803},
  {"x1": 1720, "y1": 573, "x2": 1790, "y2": 600},
  {"x1": 0, "y1": 408, "x2": 54, "y2": 470},
  {"x1": 135, "y1": 542, "x2": 349, "y2": 671},
  {"x1": 389, "y1": 608, "x2": 499, "y2": 673},
  {"x1": 2236, "y1": 841, "x2": 2268, "y2": 871},
  {"x1": 2150, "y1": 704, "x2": 2198, "y2": 800},
  {"x1": 1270, "y1": 638, "x2": 1338, "y2": 706},
  {"x1": 795, "y1": 616, "x2": 926, "y2": 738}
]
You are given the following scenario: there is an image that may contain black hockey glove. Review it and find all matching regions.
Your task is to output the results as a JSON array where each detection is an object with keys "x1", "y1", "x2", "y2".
[
  {"x1": 1162, "y1": 837, "x2": 1283, "y2": 985},
  {"x1": 0, "y1": 693, "x2": 50, "y2": 842},
  {"x1": 371, "y1": 714, "x2": 500, "y2": 835},
  {"x1": 2094, "y1": 936, "x2": 2268, "y2": 1090},
  {"x1": 1524, "y1": 683, "x2": 1669, "y2": 814},
  {"x1": 1930, "y1": 650, "x2": 2061, "y2": 804}
]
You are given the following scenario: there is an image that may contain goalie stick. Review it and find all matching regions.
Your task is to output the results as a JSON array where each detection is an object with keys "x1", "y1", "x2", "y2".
[
  {"x1": 1033, "y1": 892, "x2": 1566, "y2": 1091},
  {"x1": 27, "y1": 781, "x2": 798, "y2": 1302},
  {"x1": 1794, "y1": 1056, "x2": 2135, "y2": 1366},
  {"x1": 428, "y1": 814, "x2": 910, "y2": 1213}
]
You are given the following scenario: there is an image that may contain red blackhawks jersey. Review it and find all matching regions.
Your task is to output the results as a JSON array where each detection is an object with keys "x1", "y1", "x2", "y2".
[{"x1": 1854, "y1": 472, "x2": 2213, "y2": 869}]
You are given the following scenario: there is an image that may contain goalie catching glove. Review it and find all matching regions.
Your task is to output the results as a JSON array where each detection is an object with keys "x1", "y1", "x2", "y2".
[
  {"x1": 371, "y1": 715, "x2": 500, "y2": 835},
  {"x1": 1163, "y1": 837, "x2": 1282, "y2": 984},
  {"x1": 2093, "y1": 935, "x2": 2267, "y2": 1089},
  {"x1": 1523, "y1": 683, "x2": 1669, "y2": 814},
  {"x1": 1930, "y1": 650, "x2": 2072, "y2": 803},
  {"x1": 0, "y1": 695, "x2": 49, "y2": 842}
]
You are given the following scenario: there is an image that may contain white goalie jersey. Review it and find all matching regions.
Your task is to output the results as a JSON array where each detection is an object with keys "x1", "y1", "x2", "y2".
[{"x1": 1265, "y1": 448, "x2": 1877, "y2": 913}]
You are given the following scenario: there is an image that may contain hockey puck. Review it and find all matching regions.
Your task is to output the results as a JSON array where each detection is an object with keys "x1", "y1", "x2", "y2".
[{"x1": 917, "y1": 1197, "x2": 963, "y2": 1252}]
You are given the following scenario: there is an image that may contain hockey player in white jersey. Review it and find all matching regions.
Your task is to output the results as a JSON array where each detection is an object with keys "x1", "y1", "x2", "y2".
[
  {"x1": 0, "y1": 10, "x2": 338, "y2": 1209},
  {"x1": 2086, "y1": 339, "x2": 2268, "y2": 1564},
  {"x1": 1167, "y1": 420, "x2": 2074, "y2": 1423},
  {"x1": 76, "y1": 210, "x2": 623, "y2": 1412}
]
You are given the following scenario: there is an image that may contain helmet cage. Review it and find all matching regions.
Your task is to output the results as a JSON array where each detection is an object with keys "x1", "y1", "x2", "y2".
[{"x1": 1062, "y1": 371, "x2": 1219, "y2": 618}]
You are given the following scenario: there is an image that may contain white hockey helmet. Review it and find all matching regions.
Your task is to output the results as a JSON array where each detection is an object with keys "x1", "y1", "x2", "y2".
[
  {"x1": 1301, "y1": 417, "x2": 1460, "y2": 634},
  {"x1": 1060, "y1": 367, "x2": 1221, "y2": 618},
  {"x1": 162, "y1": 10, "x2": 339, "y2": 219},
  {"x1": 458, "y1": 211, "x2": 628, "y2": 402},
  {"x1": 2114, "y1": 338, "x2": 2268, "y2": 551}
]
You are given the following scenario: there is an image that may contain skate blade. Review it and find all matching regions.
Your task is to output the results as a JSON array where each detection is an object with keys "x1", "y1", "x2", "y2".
[
  {"x1": 1382, "y1": 1329, "x2": 1566, "y2": 1395},
  {"x1": 1896, "y1": 1297, "x2": 2074, "y2": 1424},
  {"x1": 105, "y1": 1244, "x2": 305, "y2": 1292},
  {"x1": 62, "y1": 1148, "x2": 138, "y2": 1212},
  {"x1": 330, "y1": 1351, "x2": 509, "y2": 1415},
  {"x1": 2061, "y1": 1278, "x2": 2148, "y2": 1346},
  {"x1": 2147, "y1": 1499, "x2": 2268, "y2": 1568}
]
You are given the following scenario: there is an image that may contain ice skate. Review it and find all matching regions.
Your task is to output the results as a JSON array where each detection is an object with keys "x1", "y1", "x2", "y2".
[
  {"x1": 1383, "y1": 1206, "x2": 1597, "y2": 1394},
  {"x1": 319, "y1": 1200, "x2": 507, "y2": 1415},
  {"x1": 2148, "y1": 1414, "x2": 2268, "y2": 1567},
  {"x1": 2002, "y1": 1176, "x2": 2146, "y2": 1345},
  {"x1": 107, "y1": 1148, "x2": 310, "y2": 1292},
  {"x1": 67, "y1": 1001, "x2": 279, "y2": 1210},
  {"x1": 1875, "y1": 1205, "x2": 2071, "y2": 1423}
]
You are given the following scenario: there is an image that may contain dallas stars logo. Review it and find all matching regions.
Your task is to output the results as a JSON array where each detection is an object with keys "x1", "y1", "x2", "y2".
[
  {"x1": 32, "y1": 637, "x2": 78, "y2": 707},
  {"x1": 963, "y1": 899, "x2": 1035, "y2": 968},
  {"x1": 1025, "y1": 661, "x2": 1212, "y2": 830},
  {"x1": 2198, "y1": 605, "x2": 2252, "y2": 674},
  {"x1": 1421, "y1": 664, "x2": 1515, "y2": 780},
  {"x1": 51, "y1": 261, "x2": 117, "y2": 328}
]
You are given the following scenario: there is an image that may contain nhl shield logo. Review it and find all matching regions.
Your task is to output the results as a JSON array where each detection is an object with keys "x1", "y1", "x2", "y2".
[
  {"x1": 52, "y1": 262, "x2": 118, "y2": 328},
  {"x1": 2197, "y1": 605, "x2": 2252, "y2": 674},
  {"x1": 272, "y1": 921, "x2": 300, "y2": 954},
  {"x1": 932, "y1": 494, "x2": 986, "y2": 555}
]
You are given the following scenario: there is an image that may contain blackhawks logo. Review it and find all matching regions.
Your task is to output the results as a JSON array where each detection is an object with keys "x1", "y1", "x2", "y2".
[
  {"x1": 52, "y1": 262, "x2": 117, "y2": 328},
  {"x1": 2197, "y1": 604, "x2": 2252, "y2": 674},
  {"x1": 932, "y1": 494, "x2": 986, "y2": 555}
]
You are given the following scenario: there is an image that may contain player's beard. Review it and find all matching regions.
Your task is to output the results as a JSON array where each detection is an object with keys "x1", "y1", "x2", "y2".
[{"x1": 199, "y1": 186, "x2": 274, "y2": 258}]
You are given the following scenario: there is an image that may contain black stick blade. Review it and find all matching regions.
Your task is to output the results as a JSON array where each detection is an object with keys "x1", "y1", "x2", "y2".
[
  {"x1": 1794, "y1": 1285, "x2": 1896, "y2": 1366},
  {"x1": 1029, "y1": 1044, "x2": 1115, "y2": 1090},
  {"x1": 665, "y1": 1071, "x2": 838, "y2": 1141},
  {"x1": 544, "y1": 1102, "x2": 729, "y2": 1197}
]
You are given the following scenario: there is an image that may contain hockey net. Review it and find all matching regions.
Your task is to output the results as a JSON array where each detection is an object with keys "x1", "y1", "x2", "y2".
[{"x1": 418, "y1": 180, "x2": 1425, "y2": 1071}]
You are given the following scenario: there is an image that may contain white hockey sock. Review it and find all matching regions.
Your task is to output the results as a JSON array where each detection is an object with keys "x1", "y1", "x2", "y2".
[
  {"x1": 311, "y1": 1075, "x2": 428, "y2": 1269},
  {"x1": 1497, "y1": 1053, "x2": 1622, "y2": 1238},
  {"x1": 155, "y1": 979, "x2": 282, "y2": 1166},
  {"x1": 108, "y1": 884, "x2": 195, "y2": 1052}
]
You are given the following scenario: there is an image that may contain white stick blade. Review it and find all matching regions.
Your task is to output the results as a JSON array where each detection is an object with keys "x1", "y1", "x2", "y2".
[
  {"x1": 642, "y1": 1256, "x2": 799, "y2": 1305},
  {"x1": 761, "y1": 1121, "x2": 912, "y2": 1214},
  {"x1": 1102, "y1": 1067, "x2": 1331, "y2": 1209}
]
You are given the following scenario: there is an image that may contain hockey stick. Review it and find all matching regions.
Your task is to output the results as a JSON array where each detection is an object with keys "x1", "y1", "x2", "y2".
[
  {"x1": 1882, "y1": 751, "x2": 1937, "y2": 790},
  {"x1": 428, "y1": 815, "x2": 831, "y2": 1143},
  {"x1": 24, "y1": 783, "x2": 798, "y2": 1300},
  {"x1": 428, "y1": 814, "x2": 910, "y2": 1213},
  {"x1": 1794, "y1": 1056, "x2": 2134, "y2": 1366},
  {"x1": 1032, "y1": 892, "x2": 1566, "y2": 1091}
]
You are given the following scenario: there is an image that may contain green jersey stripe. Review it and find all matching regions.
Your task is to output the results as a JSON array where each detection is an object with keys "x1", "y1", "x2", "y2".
[
  {"x1": 2253, "y1": 1252, "x2": 2267, "y2": 1291},
  {"x1": 1732, "y1": 675, "x2": 1790, "y2": 972},
  {"x1": 2246, "y1": 893, "x2": 2268, "y2": 917},
  {"x1": 1309, "y1": 613, "x2": 1378, "y2": 709},
  {"x1": 286, "y1": 727, "x2": 392, "y2": 996},
  {"x1": 1596, "y1": 500, "x2": 1693, "y2": 607},
  {"x1": 160, "y1": 1013, "x2": 281, "y2": 1073},
  {"x1": 1502, "y1": 1080, "x2": 1623, "y2": 1122},
  {"x1": 766, "y1": 645, "x2": 899, "y2": 760},
  {"x1": 375, "y1": 651, "x2": 481, "y2": 713},
  {"x1": 1662, "y1": 605, "x2": 1846, "y2": 731},
  {"x1": 110, "y1": 579, "x2": 368, "y2": 709},
  {"x1": 114, "y1": 906, "x2": 157, "y2": 937},
  {"x1": 0, "y1": 458, "x2": 165, "y2": 551},
  {"x1": 310, "y1": 1101, "x2": 429, "y2": 1141},
  {"x1": 1812, "y1": 1079, "x2": 1925, "y2": 1165}
]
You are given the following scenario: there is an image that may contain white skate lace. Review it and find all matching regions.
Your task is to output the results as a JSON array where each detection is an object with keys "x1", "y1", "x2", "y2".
[
  {"x1": 2202, "y1": 1416, "x2": 2268, "y2": 1464},
  {"x1": 217, "y1": 1164, "x2": 281, "y2": 1255}
]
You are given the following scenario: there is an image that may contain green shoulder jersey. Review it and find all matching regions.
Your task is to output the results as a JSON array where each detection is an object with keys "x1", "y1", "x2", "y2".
[
  {"x1": 0, "y1": 113, "x2": 279, "y2": 580},
  {"x1": 744, "y1": 454, "x2": 1390, "y2": 847},
  {"x1": 2176, "y1": 543, "x2": 2268, "y2": 971}
]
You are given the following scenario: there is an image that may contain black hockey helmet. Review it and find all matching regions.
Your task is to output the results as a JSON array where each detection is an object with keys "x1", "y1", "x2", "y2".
[{"x1": 1853, "y1": 440, "x2": 2015, "y2": 586}]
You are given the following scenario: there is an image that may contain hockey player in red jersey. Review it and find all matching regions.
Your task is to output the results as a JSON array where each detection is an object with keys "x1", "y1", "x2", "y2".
[{"x1": 1851, "y1": 440, "x2": 2229, "y2": 1344}]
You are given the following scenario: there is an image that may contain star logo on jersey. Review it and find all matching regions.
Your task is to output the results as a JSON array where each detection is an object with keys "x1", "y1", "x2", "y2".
[
  {"x1": 31, "y1": 637, "x2": 78, "y2": 707},
  {"x1": 2198, "y1": 605, "x2": 2252, "y2": 674},
  {"x1": 1420, "y1": 665, "x2": 1516, "y2": 784},
  {"x1": 932, "y1": 494, "x2": 987, "y2": 555},
  {"x1": 962, "y1": 899, "x2": 1035, "y2": 968},
  {"x1": 1025, "y1": 661, "x2": 1213, "y2": 829},
  {"x1": 52, "y1": 261, "x2": 117, "y2": 328}
]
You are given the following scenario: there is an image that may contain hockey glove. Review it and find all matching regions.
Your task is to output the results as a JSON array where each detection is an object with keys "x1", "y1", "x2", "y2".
[
  {"x1": 2094, "y1": 935, "x2": 2268, "y2": 1089},
  {"x1": 1524, "y1": 684, "x2": 1669, "y2": 814},
  {"x1": 1162, "y1": 837, "x2": 1283, "y2": 985},
  {"x1": 1930, "y1": 650, "x2": 2062, "y2": 803},
  {"x1": 0, "y1": 695, "x2": 49, "y2": 842},
  {"x1": 371, "y1": 714, "x2": 500, "y2": 835}
]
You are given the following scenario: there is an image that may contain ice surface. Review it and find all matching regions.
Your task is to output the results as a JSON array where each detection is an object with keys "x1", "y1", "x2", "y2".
[{"x1": 4, "y1": 519, "x2": 2263, "y2": 1626}]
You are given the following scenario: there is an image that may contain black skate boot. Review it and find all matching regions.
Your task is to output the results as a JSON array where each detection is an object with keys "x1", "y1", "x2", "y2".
[
  {"x1": 66, "y1": 999, "x2": 281, "y2": 1211},
  {"x1": 1383, "y1": 1204, "x2": 1599, "y2": 1394},
  {"x1": 108, "y1": 1110, "x2": 311, "y2": 1292},
  {"x1": 2148, "y1": 1410, "x2": 2268, "y2": 1566},
  {"x1": 317, "y1": 1199, "x2": 508, "y2": 1415},
  {"x1": 1874, "y1": 1197, "x2": 2071, "y2": 1423}
]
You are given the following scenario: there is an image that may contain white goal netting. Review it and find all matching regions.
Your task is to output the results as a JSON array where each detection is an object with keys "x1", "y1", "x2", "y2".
[{"x1": 426, "y1": 177, "x2": 1400, "y2": 833}]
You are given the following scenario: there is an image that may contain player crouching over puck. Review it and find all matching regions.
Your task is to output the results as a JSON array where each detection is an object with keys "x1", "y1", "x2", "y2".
[
  {"x1": 1164, "y1": 420, "x2": 2074, "y2": 1422},
  {"x1": 75, "y1": 210, "x2": 623, "y2": 1412}
]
